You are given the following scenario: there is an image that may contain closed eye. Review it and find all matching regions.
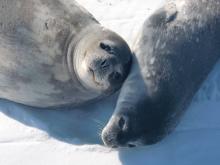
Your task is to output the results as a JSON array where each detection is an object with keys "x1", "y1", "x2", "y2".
[{"x1": 100, "y1": 42, "x2": 114, "y2": 54}]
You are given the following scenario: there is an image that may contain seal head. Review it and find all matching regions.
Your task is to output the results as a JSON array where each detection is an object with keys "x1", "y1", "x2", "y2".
[
  {"x1": 101, "y1": 57, "x2": 165, "y2": 148},
  {"x1": 68, "y1": 24, "x2": 132, "y2": 96}
]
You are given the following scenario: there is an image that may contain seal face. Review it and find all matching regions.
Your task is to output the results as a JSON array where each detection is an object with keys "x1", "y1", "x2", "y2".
[
  {"x1": 102, "y1": 0, "x2": 220, "y2": 147},
  {"x1": 0, "y1": 0, "x2": 132, "y2": 107},
  {"x1": 71, "y1": 25, "x2": 131, "y2": 95}
]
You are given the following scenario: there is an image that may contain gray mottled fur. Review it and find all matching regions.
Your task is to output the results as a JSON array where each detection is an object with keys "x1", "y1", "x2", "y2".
[
  {"x1": 0, "y1": 0, "x2": 102, "y2": 107},
  {"x1": 102, "y1": 0, "x2": 220, "y2": 147}
]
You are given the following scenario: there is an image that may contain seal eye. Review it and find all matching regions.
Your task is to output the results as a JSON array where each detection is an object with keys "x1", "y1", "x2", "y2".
[
  {"x1": 100, "y1": 42, "x2": 111, "y2": 51},
  {"x1": 100, "y1": 42, "x2": 114, "y2": 54}
]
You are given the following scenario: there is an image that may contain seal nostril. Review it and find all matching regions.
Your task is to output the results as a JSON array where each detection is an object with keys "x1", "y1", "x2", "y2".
[
  {"x1": 118, "y1": 116, "x2": 125, "y2": 130},
  {"x1": 100, "y1": 59, "x2": 110, "y2": 70},
  {"x1": 101, "y1": 60, "x2": 106, "y2": 66},
  {"x1": 100, "y1": 59, "x2": 108, "y2": 68}
]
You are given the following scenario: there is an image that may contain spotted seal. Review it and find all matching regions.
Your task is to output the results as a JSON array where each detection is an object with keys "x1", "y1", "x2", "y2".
[
  {"x1": 102, "y1": 0, "x2": 220, "y2": 147},
  {"x1": 0, "y1": 0, "x2": 132, "y2": 107}
]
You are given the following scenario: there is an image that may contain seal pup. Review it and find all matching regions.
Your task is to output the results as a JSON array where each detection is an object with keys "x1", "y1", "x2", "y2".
[
  {"x1": 102, "y1": 0, "x2": 220, "y2": 147},
  {"x1": 0, "y1": 0, "x2": 132, "y2": 107}
]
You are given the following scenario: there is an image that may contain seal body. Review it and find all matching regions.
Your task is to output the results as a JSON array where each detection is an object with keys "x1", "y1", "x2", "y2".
[
  {"x1": 102, "y1": 0, "x2": 220, "y2": 147},
  {"x1": 0, "y1": 0, "x2": 132, "y2": 107}
]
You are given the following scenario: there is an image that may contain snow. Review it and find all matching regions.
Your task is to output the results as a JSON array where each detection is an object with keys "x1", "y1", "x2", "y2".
[{"x1": 0, "y1": 0, "x2": 220, "y2": 164}]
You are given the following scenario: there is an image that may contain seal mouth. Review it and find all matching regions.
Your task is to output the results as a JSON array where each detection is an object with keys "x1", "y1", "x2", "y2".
[{"x1": 88, "y1": 67, "x2": 104, "y2": 87}]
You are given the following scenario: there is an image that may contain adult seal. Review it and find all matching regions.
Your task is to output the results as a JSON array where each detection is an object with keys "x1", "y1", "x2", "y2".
[
  {"x1": 0, "y1": 0, "x2": 132, "y2": 107},
  {"x1": 102, "y1": 0, "x2": 220, "y2": 147}
]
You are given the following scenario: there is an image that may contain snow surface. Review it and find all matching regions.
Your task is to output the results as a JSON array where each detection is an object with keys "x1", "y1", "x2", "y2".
[{"x1": 1, "y1": 0, "x2": 220, "y2": 165}]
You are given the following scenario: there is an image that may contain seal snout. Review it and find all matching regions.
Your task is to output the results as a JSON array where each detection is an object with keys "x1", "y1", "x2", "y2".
[
  {"x1": 102, "y1": 115, "x2": 136, "y2": 148},
  {"x1": 90, "y1": 58, "x2": 110, "y2": 71},
  {"x1": 89, "y1": 57, "x2": 113, "y2": 74}
]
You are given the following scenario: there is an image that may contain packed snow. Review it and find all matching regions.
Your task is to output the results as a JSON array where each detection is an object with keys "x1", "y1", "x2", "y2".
[{"x1": 0, "y1": 0, "x2": 220, "y2": 165}]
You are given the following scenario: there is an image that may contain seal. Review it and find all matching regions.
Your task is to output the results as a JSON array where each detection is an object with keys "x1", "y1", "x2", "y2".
[
  {"x1": 102, "y1": 0, "x2": 220, "y2": 147},
  {"x1": 0, "y1": 0, "x2": 132, "y2": 107}
]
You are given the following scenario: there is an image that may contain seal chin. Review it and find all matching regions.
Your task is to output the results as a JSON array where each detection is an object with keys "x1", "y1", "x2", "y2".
[{"x1": 72, "y1": 25, "x2": 132, "y2": 95}]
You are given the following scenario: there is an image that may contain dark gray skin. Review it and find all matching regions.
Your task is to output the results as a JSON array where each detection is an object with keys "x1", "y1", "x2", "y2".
[
  {"x1": 102, "y1": 0, "x2": 220, "y2": 147},
  {"x1": 0, "y1": 0, "x2": 132, "y2": 107}
]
